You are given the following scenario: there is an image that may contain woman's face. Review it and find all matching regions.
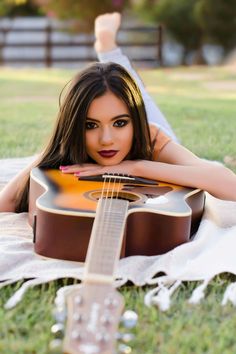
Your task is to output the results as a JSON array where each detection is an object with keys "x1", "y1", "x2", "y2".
[{"x1": 85, "y1": 91, "x2": 134, "y2": 166}]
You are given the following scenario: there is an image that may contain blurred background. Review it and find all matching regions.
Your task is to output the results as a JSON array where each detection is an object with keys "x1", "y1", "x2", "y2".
[{"x1": 0, "y1": 0, "x2": 235, "y2": 68}]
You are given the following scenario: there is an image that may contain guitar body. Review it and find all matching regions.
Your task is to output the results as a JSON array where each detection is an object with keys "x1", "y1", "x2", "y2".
[{"x1": 29, "y1": 168, "x2": 205, "y2": 262}]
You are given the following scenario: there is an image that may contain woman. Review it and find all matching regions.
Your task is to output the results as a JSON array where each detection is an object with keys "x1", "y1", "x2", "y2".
[{"x1": 0, "y1": 13, "x2": 235, "y2": 213}]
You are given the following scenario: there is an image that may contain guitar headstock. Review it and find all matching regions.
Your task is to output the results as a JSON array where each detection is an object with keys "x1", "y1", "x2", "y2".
[{"x1": 49, "y1": 283, "x2": 137, "y2": 354}]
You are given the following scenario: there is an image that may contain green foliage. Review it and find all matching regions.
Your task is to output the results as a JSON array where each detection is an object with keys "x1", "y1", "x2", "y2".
[
  {"x1": 134, "y1": 0, "x2": 236, "y2": 63},
  {"x1": 35, "y1": 0, "x2": 130, "y2": 31},
  {"x1": 0, "y1": 0, "x2": 42, "y2": 17},
  {"x1": 134, "y1": 0, "x2": 203, "y2": 63},
  {"x1": 160, "y1": 0, "x2": 203, "y2": 51},
  {"x1": 195, "y1": 0, "x2": 236, "y2": 52}
]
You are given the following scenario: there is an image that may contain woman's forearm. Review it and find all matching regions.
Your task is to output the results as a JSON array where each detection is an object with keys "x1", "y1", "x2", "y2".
[
  {"x1": 135, "y1": 160, "x2": 236, "y2": 201},
  {"x1": 0, "y1": 165, "x2": 31, "y2": 212},
  {"x1": 0, "y1": 155, "x2": 41, "y2": 212}
]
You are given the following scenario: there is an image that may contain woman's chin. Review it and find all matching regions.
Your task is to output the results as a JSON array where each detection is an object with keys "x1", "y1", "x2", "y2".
[
  {"x1": 98, "y1": 157, "x2": 122, "y2": 167},
  {"x1": 100, "y1": 160, "x2": 119, "y2": 167}
]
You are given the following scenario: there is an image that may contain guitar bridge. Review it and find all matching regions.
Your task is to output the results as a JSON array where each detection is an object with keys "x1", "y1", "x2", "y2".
[{"x1": 79, "y1": 174, "x2": 159, "y2": 186}]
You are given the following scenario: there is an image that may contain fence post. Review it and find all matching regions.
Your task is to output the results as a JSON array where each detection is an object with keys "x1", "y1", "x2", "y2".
[
  {"x1": 157, "y1": 25, "x2": 163, "y2": 66},
  {"x1": 45, "y1": 19, "x2": 52, "y2": 67},
  {"x1": 0, "y1": 27, "x2": 7, "y2": 66}
]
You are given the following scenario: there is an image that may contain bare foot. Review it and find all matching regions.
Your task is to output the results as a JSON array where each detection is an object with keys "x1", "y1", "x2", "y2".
[{"x1": 94, "y1": 12, "x2": 121, "y2": 53}]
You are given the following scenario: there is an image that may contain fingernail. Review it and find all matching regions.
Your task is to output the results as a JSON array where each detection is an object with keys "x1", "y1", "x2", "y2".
[
  {"x1": 59, "y1": 165, "x2": 67, "y2": 170},
  {"x1": 74, "y1": 172, "x2": 80, "y2": 176}
]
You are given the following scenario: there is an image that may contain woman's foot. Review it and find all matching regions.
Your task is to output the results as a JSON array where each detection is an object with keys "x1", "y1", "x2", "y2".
[{"x1": 94, "y1": 12, "x2": 121, "y2": 53}]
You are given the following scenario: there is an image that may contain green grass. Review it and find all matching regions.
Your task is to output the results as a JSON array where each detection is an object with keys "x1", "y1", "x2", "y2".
[{"x1": 0, "y1": 65, "x2": 236, "y2": 353}]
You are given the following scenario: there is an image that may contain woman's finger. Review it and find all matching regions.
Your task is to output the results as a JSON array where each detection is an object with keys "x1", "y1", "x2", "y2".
[
  {"x1": 59, "y1": 164, "x2": 99, "y2": 174},
  {"x1": 76, "y1": 168, "x2": 105, "y2": 177}
]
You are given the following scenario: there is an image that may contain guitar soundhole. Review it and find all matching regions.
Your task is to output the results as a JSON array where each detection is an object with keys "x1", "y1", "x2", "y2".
[{"x1": 89, "y1": 190, "x2": 142, "y2": 203}]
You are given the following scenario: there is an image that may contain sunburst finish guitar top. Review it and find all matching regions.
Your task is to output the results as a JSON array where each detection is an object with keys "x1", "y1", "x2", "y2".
[{"x1": 29, "y1": 168, "x2": 205, "y2": 262}]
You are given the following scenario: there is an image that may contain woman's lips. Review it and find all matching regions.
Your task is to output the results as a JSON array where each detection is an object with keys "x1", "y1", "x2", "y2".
[{"x1": 98, "y1": 150, "x2": 118, "y2": 158}]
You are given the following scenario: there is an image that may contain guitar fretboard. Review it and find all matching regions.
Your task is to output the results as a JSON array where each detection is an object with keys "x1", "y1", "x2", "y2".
[{"x1": 84, "y1": 198, "x2": 129, "y2": 282}]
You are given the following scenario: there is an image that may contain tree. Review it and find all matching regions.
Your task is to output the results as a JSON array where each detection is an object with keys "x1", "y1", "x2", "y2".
[
  {"x1": 0, "y1": 0, "x2": 42, "y2": 16},
  {"x1": 134, "y1": 0, "x2": 204, "y2": 64},
  {"x1": 134, "y1": 0, "x2": 236, "y2": 64},
  {"x1": 195, "y1": 0, "x2": 236, "y2": 54},
  {"x1": 34, "y1": 0, "x2": 130, "y2": 31}
]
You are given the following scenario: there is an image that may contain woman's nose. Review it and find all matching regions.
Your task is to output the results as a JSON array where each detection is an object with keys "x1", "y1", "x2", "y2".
[{"x1": 100, "y1": 127, "x2": 113, "y2": 145}]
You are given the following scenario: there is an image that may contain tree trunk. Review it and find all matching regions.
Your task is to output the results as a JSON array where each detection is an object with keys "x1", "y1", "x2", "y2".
[{"x1": 192, "y1": 47, "x2": 207, "y2": 65}]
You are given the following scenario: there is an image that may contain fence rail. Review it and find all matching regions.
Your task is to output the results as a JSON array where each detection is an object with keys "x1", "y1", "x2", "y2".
[{"x1": 0, "y1": 18, "x2": 163, "y2": 67}]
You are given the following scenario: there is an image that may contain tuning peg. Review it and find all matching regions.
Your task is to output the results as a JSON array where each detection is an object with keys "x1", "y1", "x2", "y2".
[
  {"x1": 49, "y1": 338, "x2": 63, "y2": 354},
  {"x1": 100, "y1": 313, "x2": 113, "y2": 326},
  {"x1": 118, "y1": 343, "x2": 132, "y2": 354},
  {"x1": 116, "y1": 332, "x2": 135, "y2": 343},
  {"x1": 120, "y1": 310, "x2": 138, "y2": 329},
  {"x1": 51, "y1": 323, "x2": 65, "y2": 338},
  {"x1": 52, "y1": 305, "x2": 67, "y2": 323},
  {"x1": 96, "y1": 331, "x2": 110, "y2": 343}
]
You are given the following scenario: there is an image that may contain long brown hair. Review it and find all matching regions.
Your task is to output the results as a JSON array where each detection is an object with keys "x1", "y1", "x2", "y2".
[{"x1": 16, "y1": 62, "x2": 152, "y2": 212}]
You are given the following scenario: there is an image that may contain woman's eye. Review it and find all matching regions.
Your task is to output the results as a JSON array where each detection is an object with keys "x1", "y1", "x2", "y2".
[
  {"x1": 114, "y1": 119, "x2": 128, "y2": 128},
  {"x1": 85, "y1": 121, "x2": 97, "y2": 130}
]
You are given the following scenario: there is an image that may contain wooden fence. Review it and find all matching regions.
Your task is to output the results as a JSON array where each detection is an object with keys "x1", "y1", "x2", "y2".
[{"x1": 0, "y1": 17, "x2": 163, "y2": 67}]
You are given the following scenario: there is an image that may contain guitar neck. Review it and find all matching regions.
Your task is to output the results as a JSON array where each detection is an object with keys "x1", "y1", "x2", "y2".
[{"x1": 84, "y1": 198, "x2": 129, "y2": 283}]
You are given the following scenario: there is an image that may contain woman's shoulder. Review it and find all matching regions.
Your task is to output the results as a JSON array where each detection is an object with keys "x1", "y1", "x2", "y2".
[{"x1": 149, "y1": 123, "x2": 172, "y2": 160}]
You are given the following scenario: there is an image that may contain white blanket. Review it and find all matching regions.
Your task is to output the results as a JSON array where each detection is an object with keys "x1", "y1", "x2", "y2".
[{"x1": 1, "y1": 157, "x2": 236, "y2": 311}]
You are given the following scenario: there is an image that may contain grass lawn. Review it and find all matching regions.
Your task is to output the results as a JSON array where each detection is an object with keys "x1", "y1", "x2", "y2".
[{"x1": 0, "y1": 64, "x2": 236, "y2": 354}]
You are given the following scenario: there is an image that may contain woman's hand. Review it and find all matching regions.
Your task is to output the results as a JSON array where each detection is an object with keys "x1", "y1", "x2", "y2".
[{"x1": 60, "y1": 160, "x2": 140, "y2": 177}]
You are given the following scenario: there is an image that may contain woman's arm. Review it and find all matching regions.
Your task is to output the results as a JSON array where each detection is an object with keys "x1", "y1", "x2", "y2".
[
  {"x1": 62, "y1": 142, "x2": 236, "y2": 202},
  {"x1": 134, "y1": 141, "x2": 236, "y2": 201}
]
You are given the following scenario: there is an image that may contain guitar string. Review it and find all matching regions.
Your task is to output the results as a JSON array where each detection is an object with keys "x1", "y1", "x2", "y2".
[
  {"x1": 111, "y1": 176, "x2": 124, "y2": 273},
  {"x1": 102, "y1": 174, "x2": 122, "y2": 275},
  {"x1": 94, "y1": 174, "x2": 123, "y2": 273},
  {"x1": 100, "y1": 174, "x2": 116, "y2": 273},
  {"x1": 94, "y1": 174, "x2": 111, "y2": 272},
  {"x1": 92, "y1": 174, "x2": 114, "y2": 273}
]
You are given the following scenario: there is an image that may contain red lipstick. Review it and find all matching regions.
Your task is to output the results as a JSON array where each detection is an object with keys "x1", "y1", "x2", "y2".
[{"x1": 98, "y1": 150, "x2": 118, "y2": 158}]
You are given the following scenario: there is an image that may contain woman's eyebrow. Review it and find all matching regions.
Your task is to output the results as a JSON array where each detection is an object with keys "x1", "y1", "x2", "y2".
[{"x1": 86, "y1": 114, "x2": 131, "y2": 122}]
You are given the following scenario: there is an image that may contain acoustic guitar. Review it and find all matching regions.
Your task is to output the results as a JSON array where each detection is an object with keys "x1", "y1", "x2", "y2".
[
  {"x1": 49, "y1": 173, "x2": 138, "y2": 354},
  {"x1": 29, "y1": 168, "x2": 205, "y2": 262}
]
